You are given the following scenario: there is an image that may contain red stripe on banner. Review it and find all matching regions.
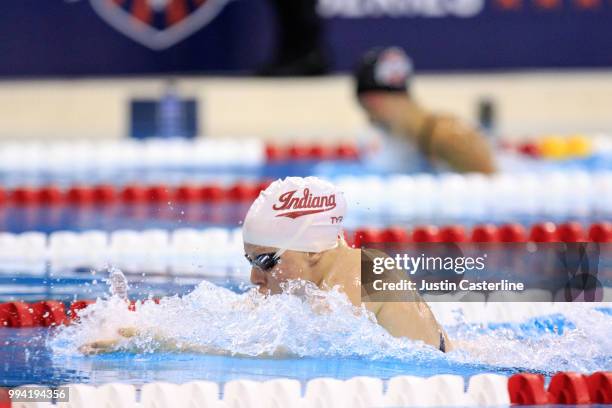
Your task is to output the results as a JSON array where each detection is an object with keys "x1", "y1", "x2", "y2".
[
  {"x1": 132, "y1": 0, "x2": 152, "y2": 24},
  {"x1": 574, "y1": 0, "x2": 600, "y2": 9},
  {"x1": 167, "y1": 0, "x2": 188, "y2": 25},
  {"x1": 110, "y1": 0, "x2": 125, "y2": 5},
  {"x1": 535, "y1": 0, "x2": 562, "y2": 9},
  {"x1": 496, "y1": 0, "x2": 522, "y2": 10}
]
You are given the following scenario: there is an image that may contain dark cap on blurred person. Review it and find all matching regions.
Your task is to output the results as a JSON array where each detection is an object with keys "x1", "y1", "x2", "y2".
[{"x1": 354, "y1": 47, "x2": 413, "y2": 96}]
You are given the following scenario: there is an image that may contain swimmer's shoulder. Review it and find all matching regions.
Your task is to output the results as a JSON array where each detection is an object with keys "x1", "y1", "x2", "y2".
[
  {"x1": 360, "y1": 248, "x2": 409, "y2": 314},
  {"x1": 360, "y1": 247, "x2": 413, "y2": 287},
  {"x1": 320, "y1": 246, "x2": 361, "y2": 306},
  {"x1": 361, "y1": 247, "x2": 387, "y2": 260}
]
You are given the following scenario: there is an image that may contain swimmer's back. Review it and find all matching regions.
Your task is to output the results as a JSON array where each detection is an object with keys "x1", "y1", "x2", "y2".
[{"x1": 360, "y1": 248, "x2": 451, "y2": 351}]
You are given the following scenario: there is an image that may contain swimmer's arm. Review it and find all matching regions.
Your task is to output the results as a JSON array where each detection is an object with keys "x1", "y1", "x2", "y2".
[
  {"x1": 79, "y1": 328, "x2": 290, "y2": 358},
  {"x1": 79, "y1": 328, "x2": 231, "y2": 355},
  {"x1": 79, "y1": 328, "x2": 139, "y2": 355},
  {"x1": 422, "y1": 116, "x2": 496, "y2": 174}
]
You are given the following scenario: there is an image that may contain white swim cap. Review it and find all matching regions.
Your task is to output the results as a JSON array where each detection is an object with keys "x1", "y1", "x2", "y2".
[{"x1": 242, "y1": 177, "x2": 347, "y2": 253}]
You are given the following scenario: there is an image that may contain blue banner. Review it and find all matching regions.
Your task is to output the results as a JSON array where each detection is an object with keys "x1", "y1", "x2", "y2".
[{"x1": 1, "y1": 0, "x2": 611, "y2": 76}]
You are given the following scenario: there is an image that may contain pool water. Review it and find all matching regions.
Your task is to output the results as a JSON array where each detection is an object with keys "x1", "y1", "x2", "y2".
[
  {"x1": 1, "y1": 277, "x2": 610, "y2": 389},
  {"x1": 1, "y1": 328, "x2": 522, "y2": 388},
  {"x1": 0, "y1": 273, "x2": 242, "y2": 304}
]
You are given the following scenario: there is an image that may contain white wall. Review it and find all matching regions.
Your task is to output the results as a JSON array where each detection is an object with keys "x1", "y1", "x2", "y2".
[{"x1": 0, "y1": 71, "x2": 610, "y2": 141}]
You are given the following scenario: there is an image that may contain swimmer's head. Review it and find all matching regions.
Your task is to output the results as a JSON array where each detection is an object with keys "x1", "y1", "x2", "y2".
[
  {"x1": 244, "y1": 242, "x2": 334, "y2": 295},
  {"x1": 354, "y1": 47, "x2": 414, "y2": 130},
  {"x1": 242, "y1": 177, "x2": 347, "y2": 294}
]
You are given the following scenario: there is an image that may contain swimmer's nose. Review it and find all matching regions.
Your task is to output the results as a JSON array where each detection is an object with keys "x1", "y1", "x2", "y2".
[{"x1": 250, "y1": 266, "x2": 266, "y2": 288}]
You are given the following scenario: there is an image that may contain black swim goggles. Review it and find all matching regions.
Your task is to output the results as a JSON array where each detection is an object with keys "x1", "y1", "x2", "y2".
[{"x1": 244, "y1": 252, "x2": 282, "y2": 272}]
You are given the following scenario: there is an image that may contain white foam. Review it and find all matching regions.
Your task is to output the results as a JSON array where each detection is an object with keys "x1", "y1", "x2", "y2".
[{"x1": 50, "y1": 275, "x2": 612, "y2": 374}]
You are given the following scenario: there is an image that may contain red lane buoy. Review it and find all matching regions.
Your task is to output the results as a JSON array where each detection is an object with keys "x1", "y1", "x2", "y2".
[
  {"x1": 586, "y1": 371, "x2": 612, "y2": 404},
  {"x1": 380, "y1": 227, "x2": 410, "y2": 243},
  {"x1": 412, "y1": 225, "x2": 440, "y2": 243},
  {"x1": 0, "y1": 301, "x2": 36, "y2": 328},
  {"x1": 120, "y1": 185, "x2": 148, "y2": 203},
  {"x1": 589, "y1": 222, "x2": 612, "y2": 243},
  {"x1": 439, "y1": 225, "x2": 467, "y2": 243},
  {"x1": 529, "y1": 222, "x2": 559, "y2": 243},
  {"x1": 557, "y1": 222, "x2": 585, "y2": 243},
  {"x1": 498, "y1": 223, "x2": 527, "y2": 243},
  {"x1": 255, "y1": 180, "x2": 272, "y2": 195},
  {"x1": 32, "y1": 300, "x2": 68, "y2": 327},
  {"x1": 335, "y1": 143, "x2": 359, "y2": 160},
  {"x1": 308, "y1": 144, "x2": 333, "y2": 161},
  {"x1": 93, "y1": 184, "x2": 117, "y2": 204},
  {"x1": 10, "y1": 187, "x2": 39, "y2": 205},
  {"x1": 518, "y1": 142, "x2": 541, "y2": 158},
  {"x1": 69, "y1": 300, "x2": 95, "y2": 321},
  {"x1": 200, "y1": 185, "x2": 225, "y2": 203},
  {"x1": 175, "y1": 185, "x2": 202, "y2": 203},
  {"x1": 39, "y1": 186, "x2": 64, "y2": 205},
  {"x1": 226, "y1": 182, "x2": 259, "y2": 202},
  {"x1": 470, "y1": 224, "x2": 499, "y2": 243},
  {"x1": 146, "y1": 185, "x2": 172, "y2": 203},
  {"x1": 547, "y1": 372, "x2": 591, "y2": 405},
  {"x1": 66, "y1": 186, "x2": 95, "y2": 205},
  {"x1": 0, "y1": 304, "x2": 10, "y2": 328},
  {"x1": 353, "y1": 228, "x2": 383, "y2": 248},
  {"x1": 265, "y1": 143, "x2": 285, "y2": 162},
  {"x1": 508, "y1": 373, "x2": 550, "y2": 405},
  {"x1": 0, "y1": 387, "x2": 10, "y2": 408},
  {"x1": 287, "y1": 144, "x2": 310, "y2": 160}
]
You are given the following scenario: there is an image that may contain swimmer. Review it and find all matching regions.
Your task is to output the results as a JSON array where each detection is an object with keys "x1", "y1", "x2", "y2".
[
  {"x1": 243, "y1": 177, "x2": 450, "y2": 351},
  {"x1": 80, "y1": 177, "x2": 450, "y2": 354},
  {"x1": 355, "y1": 47, "x2": 496, "y2": 174}
]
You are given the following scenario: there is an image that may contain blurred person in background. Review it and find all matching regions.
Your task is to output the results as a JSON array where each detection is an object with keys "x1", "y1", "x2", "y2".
[
  {"x1": 258, "y1": 0, "x2": 329, "y2": 76},
  {"x1": 355, "y1": 47, "x2": 496, "y2": 174}
]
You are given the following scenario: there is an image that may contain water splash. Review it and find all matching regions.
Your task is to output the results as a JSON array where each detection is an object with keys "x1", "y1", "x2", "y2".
[
  {"x1": 50, "y1": 279, "x2": 435, "y2": 360},
  {"x1": 447, "y1": 303, "x2": 612, "y2": 373},
  {"x1": 50, "y1": 273, "x2": 612, "y2": 374},
  {"x1": 106, "y1": 267, "x2": 129, "y2": 300}
]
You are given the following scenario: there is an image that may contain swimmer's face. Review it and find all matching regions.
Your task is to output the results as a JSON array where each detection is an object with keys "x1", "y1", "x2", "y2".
[
  {"x1": 244, "y1": 243, "x2": 315, "y2": 295},
  {"x1": 358, "y1": 92, "x2": 407, "y2": 133}
]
